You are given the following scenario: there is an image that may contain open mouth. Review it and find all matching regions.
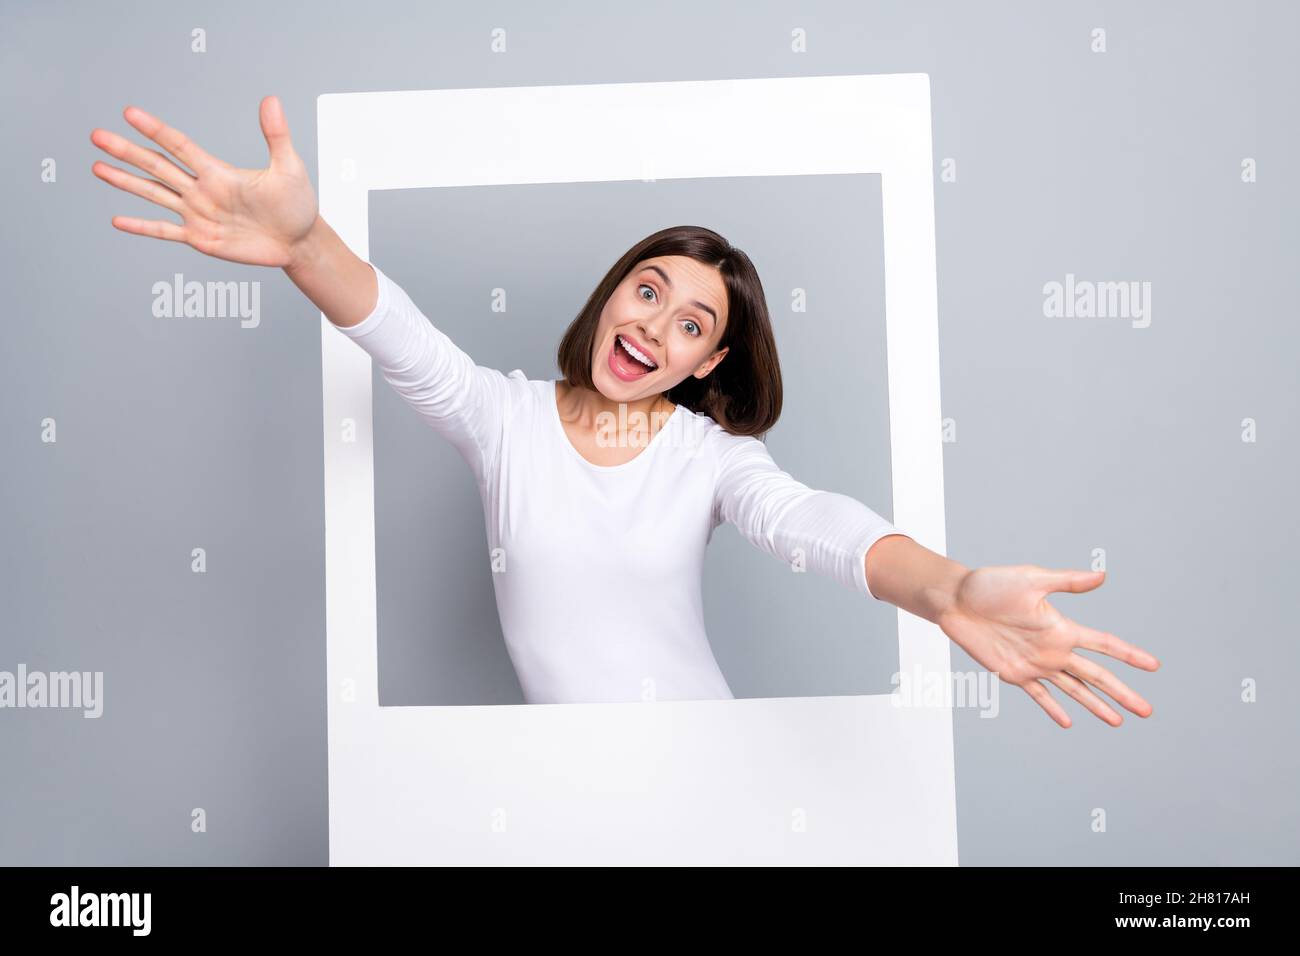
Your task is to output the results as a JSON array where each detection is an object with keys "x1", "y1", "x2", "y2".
[{"x1": 608, "y1": 333, "x2": 658, "y2": 380}]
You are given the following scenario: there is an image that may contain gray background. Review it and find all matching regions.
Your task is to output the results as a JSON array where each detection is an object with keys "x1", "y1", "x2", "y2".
[{"x1": 1, "y1": 0, "x2": 1295, "y2": 865}]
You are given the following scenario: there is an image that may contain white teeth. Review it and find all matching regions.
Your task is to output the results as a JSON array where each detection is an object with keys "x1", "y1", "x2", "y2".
[{"x1": 617, "y1": 334, "x2": 657, "y2": 369}]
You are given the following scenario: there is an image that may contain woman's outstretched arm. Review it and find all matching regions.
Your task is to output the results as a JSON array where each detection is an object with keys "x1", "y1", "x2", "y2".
[
  {"x1": 711, "y1": 432, "x2": 908, "y2": 600},
  {"x1": 91, "y1": 96, "x2": 512, "y2": 478},
  {"x1": 323, "y1": 258, "x2": 515, "y2": 482},
  {"x1": 713, "y1": 432, "x2": 1160, "y2": 729},
  {"x1": 92, "y1": 95, "x2": 378, "y2": 326},
  {"x1": 863, "y1": 533, "x2": 967, "y2": 621},
  {"x1": 865, "y1": 533, "x2": 1161, "y2": 729},
  {"x1": 282, "y1": 214, "x2": 380, "y2": 328}
]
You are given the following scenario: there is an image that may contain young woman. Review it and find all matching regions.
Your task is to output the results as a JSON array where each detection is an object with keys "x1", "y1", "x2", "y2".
[{"x1": 89, "y1": 96, "x2": 1161, "y2": 723}]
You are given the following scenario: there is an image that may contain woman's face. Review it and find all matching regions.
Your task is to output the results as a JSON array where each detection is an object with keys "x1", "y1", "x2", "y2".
[{"x1": 590, "y1": 255, "x2": 730, "y2": 402}]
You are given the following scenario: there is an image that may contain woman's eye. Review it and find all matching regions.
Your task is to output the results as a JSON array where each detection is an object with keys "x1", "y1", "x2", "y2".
[{"x1": 638, "y1": 283, "x2": 699, "y2": 336}]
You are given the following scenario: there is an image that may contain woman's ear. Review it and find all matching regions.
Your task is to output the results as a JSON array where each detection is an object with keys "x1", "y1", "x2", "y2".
[{"x1": 694, "y1": 346, "x2": 729, "y2": 379}]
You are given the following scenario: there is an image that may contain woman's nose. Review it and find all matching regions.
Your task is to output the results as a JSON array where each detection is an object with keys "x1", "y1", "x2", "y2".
[{"x1": 638, "y1": 319, "x2": 666, "y2": 346}]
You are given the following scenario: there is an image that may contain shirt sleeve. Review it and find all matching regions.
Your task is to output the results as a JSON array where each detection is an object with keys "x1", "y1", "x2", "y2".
[
  {"x1": 332, "y1": 262, "x2": 512, "y2": 484},
  {"x1": 711, "y1": 433, "x2": 909, "y2": 600}
]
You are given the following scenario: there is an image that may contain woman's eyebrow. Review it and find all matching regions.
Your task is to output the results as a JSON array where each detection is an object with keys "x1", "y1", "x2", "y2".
[{"x1": 640, "y1": 265, "x2": 718, "y2": 325}]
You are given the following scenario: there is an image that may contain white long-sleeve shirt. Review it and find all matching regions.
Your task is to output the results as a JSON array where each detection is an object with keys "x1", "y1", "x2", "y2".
[{"x1": 336, "y1": 263, "x2": 908, "y2": 704}]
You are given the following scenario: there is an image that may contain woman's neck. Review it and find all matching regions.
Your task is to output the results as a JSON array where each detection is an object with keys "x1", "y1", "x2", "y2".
[{"x1": 558, "y1": 381, "x2": 675, "y2": 435}]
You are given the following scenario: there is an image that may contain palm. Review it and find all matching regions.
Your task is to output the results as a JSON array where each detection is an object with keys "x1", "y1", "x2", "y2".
[
  {"x1": 937, "y1": 565, "x2": 1160, "y2": 728},
  {"x1": 196, "y1": 162, "x2": 318, "y2": 265},
  {"x1": 90, "y1": 95, "x2": 318, "y2": 268}
]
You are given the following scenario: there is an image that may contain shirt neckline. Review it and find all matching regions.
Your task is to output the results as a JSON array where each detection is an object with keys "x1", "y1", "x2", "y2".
[{"x1": 549, "y1": 380, "x2": 681, "y2": 472}]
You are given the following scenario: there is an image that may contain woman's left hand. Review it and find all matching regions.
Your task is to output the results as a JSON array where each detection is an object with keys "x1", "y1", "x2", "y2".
[{"x1": 935, "y1": 565, "x2": 1160, "y2": 728}]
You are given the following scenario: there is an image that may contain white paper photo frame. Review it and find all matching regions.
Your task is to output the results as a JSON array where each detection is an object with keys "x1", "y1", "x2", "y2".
[{"x1": 318, "y1": 73, "x2": 956, "y2": 865}]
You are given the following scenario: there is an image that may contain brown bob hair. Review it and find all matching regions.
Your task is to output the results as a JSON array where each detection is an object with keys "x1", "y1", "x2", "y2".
[{"x1": 555, "y1": 225, "x2": 782, "y2": 438}]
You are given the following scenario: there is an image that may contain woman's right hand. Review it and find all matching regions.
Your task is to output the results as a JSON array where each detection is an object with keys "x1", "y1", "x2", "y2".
[{"x1": 90, "y1": 95, "x2": 319, "y2": 269}]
